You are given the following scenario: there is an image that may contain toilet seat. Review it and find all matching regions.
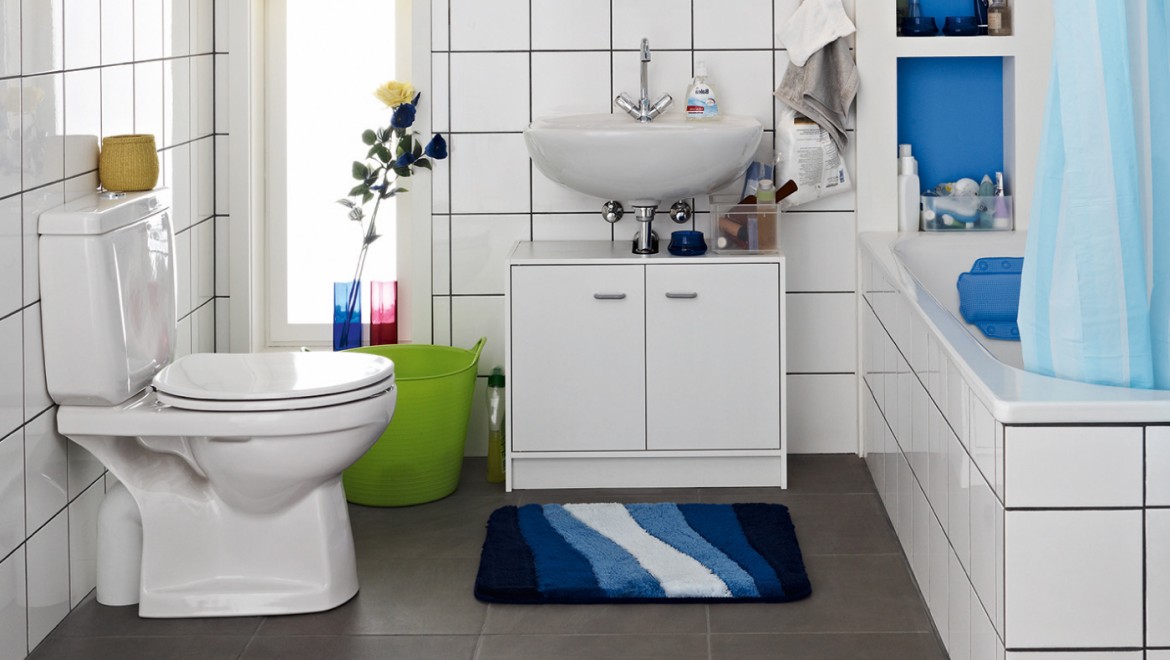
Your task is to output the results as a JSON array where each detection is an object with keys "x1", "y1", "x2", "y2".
[{"x1": 153, "y1": 352, "x2": 395, "y2": 412}]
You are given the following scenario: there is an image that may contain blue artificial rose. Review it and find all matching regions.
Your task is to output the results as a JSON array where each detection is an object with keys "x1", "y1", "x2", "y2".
[
  {"x1": 391, "y1": 102, "x2": 416, "y2": 129},
  {"x1": 424, "y1": 134, "x2": 448, "y2": 160},
  {"x1": 395, "y1": 152, "x2": 418, "y2": 168}
]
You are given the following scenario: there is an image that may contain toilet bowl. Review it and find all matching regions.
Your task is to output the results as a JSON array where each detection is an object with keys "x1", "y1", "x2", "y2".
[{"x1": 38, "y1": 191, "x2": 396, "y2": 617}]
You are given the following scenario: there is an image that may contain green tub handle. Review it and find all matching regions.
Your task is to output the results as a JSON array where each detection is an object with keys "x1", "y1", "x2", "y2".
[{"x1": 469, "y1": 337, "x2": 487, "y2": 362}]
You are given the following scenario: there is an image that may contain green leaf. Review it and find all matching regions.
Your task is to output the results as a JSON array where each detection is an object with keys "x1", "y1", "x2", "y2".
[
  {"x1": 414, "y1": 158, "x2": 431, "y2": 170},
  {"x1": 352, "y1": 161, "x2": 369, "y2": 180},
  {"x1": 394, "y1": 166, "x2": 413, "y2": 178},
  {"x1": 349, "y1": 183, "x2": 368, "y2": 197},
  {"x1": 362, "y1": 191, "x2": 374, "y2": 204},
  {"x1": 337, "y1": 198, "x2": 356, "y2": 208},
  {"x1": 374, "y1": 144, "x2": 392, "y2": 163},
  {"x1": 377, "y1": 127, "x2": 391, "y2": 143},
  {"x1": 348, "y1": 207, "x2": 363, "y2": 222},
  {"x1": 412, "y1": 140, "x2": 422, "y2": 158},
  {"x1": 361, "y1": 129, "x2": 377, "y2": 145},
  {"x1": 401, "y1": 134, "x2": 414, "y2": 154}
]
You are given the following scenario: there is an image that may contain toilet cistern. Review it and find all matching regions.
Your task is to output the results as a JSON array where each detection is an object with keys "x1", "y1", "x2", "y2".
[{"x1": 615, "y1": 38, "x2": 673, "y2": 123}]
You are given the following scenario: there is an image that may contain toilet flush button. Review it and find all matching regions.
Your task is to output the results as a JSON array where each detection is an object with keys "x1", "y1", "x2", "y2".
[{"x1": 100, "y1": 191, "x2": 127, "y2": 200}]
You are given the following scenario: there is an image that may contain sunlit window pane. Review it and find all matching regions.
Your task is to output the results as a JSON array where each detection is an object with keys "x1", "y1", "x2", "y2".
[{"x1": 284, "y1": 1, "x2": 395, "y2": 325}]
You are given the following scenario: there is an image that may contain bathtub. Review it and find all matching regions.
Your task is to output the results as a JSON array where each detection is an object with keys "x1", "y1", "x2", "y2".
[{"x1": 859, "y1": 232, "x2": 1170, "y2": 658}]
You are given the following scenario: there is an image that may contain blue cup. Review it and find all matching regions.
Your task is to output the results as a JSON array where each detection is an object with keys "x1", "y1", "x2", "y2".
[{"x1": 667, "y1": 230, "x2": 707, "y2": 256}]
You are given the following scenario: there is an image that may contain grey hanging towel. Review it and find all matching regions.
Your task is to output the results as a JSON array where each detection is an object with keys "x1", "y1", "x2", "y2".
[{"x1": 774, "y1": 37, "x2": 858, "y2": 153}]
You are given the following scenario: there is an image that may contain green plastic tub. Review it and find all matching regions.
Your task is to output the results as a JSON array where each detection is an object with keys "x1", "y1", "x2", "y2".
[{"x1": 343, "y1": 338, "x2": 485, "y2": 506}]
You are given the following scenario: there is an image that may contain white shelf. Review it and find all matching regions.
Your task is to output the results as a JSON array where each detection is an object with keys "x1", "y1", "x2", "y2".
[{"x1": 895, "y1": 35, "x2": 1017, "y2": 58}]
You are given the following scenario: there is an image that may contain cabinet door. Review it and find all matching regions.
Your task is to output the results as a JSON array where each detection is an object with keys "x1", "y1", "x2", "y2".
[
  {"x1": 645, "y1": 264, "x2": 781, "y2": 450},
  {"x1": 511, "y1": 265, "x2": 645, "y2": 452}
]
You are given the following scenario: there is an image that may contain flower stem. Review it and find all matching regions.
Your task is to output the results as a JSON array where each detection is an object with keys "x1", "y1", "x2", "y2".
[{"x1": 339, "y1": 164, "x2": 396, "y2": 348}]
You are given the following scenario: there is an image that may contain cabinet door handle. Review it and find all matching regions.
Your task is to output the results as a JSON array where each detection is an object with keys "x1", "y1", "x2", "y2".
[
  {"x1": 665, "y1": 292, "x2": 699, "y2": 299},
  {"x1": 593, "y1": 293, "x2": 627, "y2": 300}
]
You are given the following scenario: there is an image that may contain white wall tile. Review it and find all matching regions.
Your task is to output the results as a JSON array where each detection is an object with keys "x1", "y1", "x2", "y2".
[
  {"x1": 895, "y1": 453, "x2": 912, "y2": 554},
  {"x1": 193, "y1": 136, "x2": 214, "y2": 221},
  {"x1": 451, "y1": 295, "x2": 504, "y2": 377},
  {"x1": 911, "y1": 482, "x2": 929, "y2": 593},
  {"x1": 175, "y1": 224, "x2": 192, "y2": 316},
  {"x1": 971, "y1": 598, "x2": 997, "y2": 660},
  {"x1": 968, "y1": 395, "x2": 996, "y2": 490},
  {"x1": 0, "y1": 429, "x2": 24, "y2": 558},
  {"x1": 26, "y1": 511, "x2": 68, "y2": 649},
  {"x1": 63, "y1": 68, "x2": 100, "y2": 178},
  {"x1": 451, "y1": 214, "x2": 528, "y2": 295},
  {"x1": 214, "y1": 215, "x2": 230, "y2": 296},
  {"x1": 0, "y1": 197, "x2": 19, "y2": 318},
  {"x1": 214, "y1": 135, "x2": 229, "y2": 214},
  {"x1": 450, "y1": 52, "x2": 529, "y2": 132},
  {"x1": 533, "y1": 213, "x2": 613, "y2": 241},
  {"x1": 612, "y1": 50, "x2": 690, "y2": 118},
  {"x1": 432, "y1": 135, "x2": 451, "y2": 214},
  {"x1": 163, "y1": 143, "x2": 191, "y2": 231},
  {"x1": 928, "y1": 511, "x2": 949, "y2": 643},
  {"x1": 214, "y1": 297, "x2": 229, "y2": 351},
  {"x1": 67, "y1": 438, "x2": 103, "y2": 503},
  {"x1": 134, "y1": 61, "x2": 164, "y2": 147},
  {"x1": 948, "y1": 548, "x2": 971, "y2": 660},
  {"x1": 1148, "y1": 426, "x2": 1170, "y2": 505},
  {"x1": 101, "y1": 64, "x2": 135, "y2": 139},
  {"x1": 1006, "y1": 426, "x2": 1144, "y2": 508},
  {"x1": 24, "y1": 410, "x2": 66, "y2": 533},
  {"x1": 449, "y1": 0, "x2": 528, "y2": 51},
  {"x1": 431, "y1": 53, "x2": 450, "y2": 134},
  {"x1": 779, "y1": 212, "x2": 856, "y2": 292},
  {"x1": 450, "y1": 133, "x2": 530, "y2": 214},
  {"x1": 694, "y1": 0, "x2": 773, "y2": 50},
  {"x1": 787, "y1": 374, "x2": 857, "y2": 453},
  {"x1": 214, "y1": 54, "x2": 229, "y2": 131},
  {"x1": 0, "y1": 547, "x2": 26, "y2": 660},
  {"x1": 21, "y1": 0, "x2": 63, "y2": 75},
  {"x1": 1004, "y1": 510, "x2": 1143, "y2": 649},
  {"x1": 464, "y1": 377, "x2": 488, "y2": 456},
  {"x1": 432, "y1": 215, "x2": 450, "y2": 295},
  {"x1": 192, "y1": 299, "x2": 214, "y2": 353},
  {"x1": 175, "y1": 313, "x2": 192, "y2": 358},
  {"x1": 969, "y1": 461, "x2": 997, "y2": 623},
  {"x1": 101, "y1": 0, "x2": 135, "y2": 65},
  {"x1": 928, "y1": 402, "x2": 949, "y2": 531},
  {"x1": 163, "y1": 0, "x2": 191, "y2": 57},
  {"x1": 432, "y1": 296, "x2": 452, "y2": 346},
  {"x1": 191, "y1": 0, "x2": 214, "y2": 54},
  {"x1": 532, "y1": 0, "x2": 609, "y2": 50},
  {"x1": 192, "y1": 217, "x2": 214, "y2": 307},
  {"x1": 135, "y1": 0, "x2": 165, "y2": 61},
  {"x1": 22, "y1": 73, "x2": 64, "y2": 190},
  {"x1": 22, "y1": 304, "x2": 49, "y2": 420},
  {"x1": 0, "y1": 0, "x2": 19, "y2": 78},
  {"x1": 532, "y1": 165, "x2": 608, "y2": 214},
  {"x1": 1008, "y1": 654, "x2": 1141, "y2": 660},
  {"x1": 63, "y1": 170, "x2": 95, "y2": 200},
  {"x1": 532, "y1": 51, "x2": 611, "y2": 119},
  {"x1": 164, "y1": 57, "x2": 191, "y2": 147},
  {"x1": 214, "y1": 0, "x2": 228, "y2": 49},
  {"x1": 68, "y1": 478, "x2": 103, "y2": 607},
  {"x1": 193, "y1": 55, "x2": 214, "y2": 138},
  {"x1": 431, "y1": 0, "x2": 449, "y2": 51},
  {"x1": 693, "y1": 50, "x2": 774, "y2": 127},
  {"x1": 612, "y1": 0, "x2": 691, "y2": 50},
  {"x1": 1148, "y1": 509, "x2": 1170, "y2": 646},
  {"x1": 786, "y1": 293, "x2": 855, "y2": 373},
  {"x1": 21, "y1": 183, "x2": 63, "y2": 305},
  {"x1": 948, "y1": 426, "x2": 970, "y2": 572},
  {"x1": 0, "y1": 79, "x2": 20, "y2": 199},
  {"x1": 63, "y1": 0, "x2": 101, "y2": 69}
]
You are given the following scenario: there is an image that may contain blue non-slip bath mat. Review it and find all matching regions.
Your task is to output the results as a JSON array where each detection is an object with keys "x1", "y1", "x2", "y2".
[{"x1": 474, "y1": 503, "x2": 811, "y2": 604}]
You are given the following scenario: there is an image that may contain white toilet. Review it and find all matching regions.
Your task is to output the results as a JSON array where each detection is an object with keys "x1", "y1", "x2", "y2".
[{"x1": 38, "y1": 190, "x2": 397, "y2": 618}]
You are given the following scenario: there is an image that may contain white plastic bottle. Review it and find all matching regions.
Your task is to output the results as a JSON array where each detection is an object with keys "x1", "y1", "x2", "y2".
[
  {"x1": 897, "y1": 144, "x2": 921, "y2": 232},
  {"x1": 686, "y1": 62, "x2": 719, "y2": 120}
]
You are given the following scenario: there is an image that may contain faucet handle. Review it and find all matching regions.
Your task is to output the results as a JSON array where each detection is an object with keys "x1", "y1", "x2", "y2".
[
  {"x1": 615, "y1": 93, "x2": 641, "y2": 119},
  {"x1": 646, "y1": 94, "x2": 673, "y2": 120},
  {"x1": 641, "y1": 38, "x2": 650, "y2": 62}
]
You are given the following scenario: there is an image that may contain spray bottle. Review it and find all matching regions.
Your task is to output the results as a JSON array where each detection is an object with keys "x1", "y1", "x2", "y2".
[{"x1": 486, "y1": 367, "x2": 506, "y2": 484}]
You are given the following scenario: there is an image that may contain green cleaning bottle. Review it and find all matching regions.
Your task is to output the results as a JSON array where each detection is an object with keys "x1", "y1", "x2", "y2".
[{"x1": 486, "y1": 367, "x2": 506, "y2": 484}]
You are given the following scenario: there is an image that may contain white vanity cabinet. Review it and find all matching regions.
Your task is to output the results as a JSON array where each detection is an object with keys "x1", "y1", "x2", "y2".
[{"x1": 505, "y1": 241, "x2": 786, "y2": 490}]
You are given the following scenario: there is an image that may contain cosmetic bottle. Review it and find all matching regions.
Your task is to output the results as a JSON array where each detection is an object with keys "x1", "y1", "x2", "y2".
[
  {"x1": 686, "y1": 62, "x2": 719, "y2": 120},
  {"x1": 974, "y1": 0, "x2": 989, "y2": 35},
  {"x1": 486, "y1": 368, "x2": 506, "y2": 484},
  {"x1": 988, "y1": 0, "x2": 1011, "y2": 36},
  {"x1": 897, "y1": 145, "x2": 921, "y2": 232}
]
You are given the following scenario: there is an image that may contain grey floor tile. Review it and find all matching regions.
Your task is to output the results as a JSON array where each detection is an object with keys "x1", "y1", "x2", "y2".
[
  {"x1": 239, "y1": 635, "x2": 478, "y2": 660},
  {"x1": 476, "y1": 634, "x2": 709, "y2": 660},
  {"x1": 783, "y1": 494, "x2": 900, "y2": 556},
  {"x1": 27, "y1": 636, "x2": 252, "y2": 660},
  {"x1": 50, "y1": 594, "x2": 263, "y2": 638},
  {"x1": 707, "y1": 554, "x2": 934, "y2": 634},
  {"x1": 518, "y1": 487, "x2": 704, "y2": 505},
  {"x1": 482, "y1": 602, "x2": 708, "y2": 635},
  {"x1": 350, "y1": 496, "x2": 501, "y2": 560},
  {"x1": 786, "y1": 454, "x2": 878, "y2": 494},
  {"x1": 710, "y1": 632, "x2": 947, "y2": 659},
  {"x1": 255, "y1": 557, "x2": 487, "y2": 636}
]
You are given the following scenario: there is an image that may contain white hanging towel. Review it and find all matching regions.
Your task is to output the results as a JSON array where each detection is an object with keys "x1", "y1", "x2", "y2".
[{"x1": 776, "y1": 0, "x2": 856, "y2": 68}]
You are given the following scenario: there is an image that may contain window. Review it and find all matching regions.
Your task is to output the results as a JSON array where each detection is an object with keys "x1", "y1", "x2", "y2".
[{"x1": 265, "y1": 0, "x2": 401, "y2": 345}]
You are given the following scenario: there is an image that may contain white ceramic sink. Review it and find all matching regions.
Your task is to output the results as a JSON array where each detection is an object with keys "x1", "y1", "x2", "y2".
[{"x1": 525, "y1": 113, "x2": 764, "y2": 207}]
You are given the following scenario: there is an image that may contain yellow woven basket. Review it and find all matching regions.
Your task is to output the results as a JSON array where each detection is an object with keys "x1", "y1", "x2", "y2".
[{"x1": 99, "y1": 134, "x2": 159, "y2": 192}]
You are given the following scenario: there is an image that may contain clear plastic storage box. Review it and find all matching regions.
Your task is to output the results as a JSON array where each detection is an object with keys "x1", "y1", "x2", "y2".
[
  {"x1": 706, "y1": 195, "x2": 781, "y2": 253},
  {"x1": 921, "y1": 195, "x2": 1014, "y2": 231}
]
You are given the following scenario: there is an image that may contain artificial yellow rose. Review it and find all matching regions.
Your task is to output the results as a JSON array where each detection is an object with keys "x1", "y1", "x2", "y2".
[{"x1": 374, "y1": 80, "x2": 415, "y2": 108}]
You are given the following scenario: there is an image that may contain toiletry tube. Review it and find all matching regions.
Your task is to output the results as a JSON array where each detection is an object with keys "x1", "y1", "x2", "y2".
[
  {"x1": 747, "y1": 216, "x2": 760, "y2": 251},
  {"x1": 740, "y1": 162, "x2": 774, "y2": 201},
  {"x1": 719, "y1": 217, "x2": 749, "y2": 240}
]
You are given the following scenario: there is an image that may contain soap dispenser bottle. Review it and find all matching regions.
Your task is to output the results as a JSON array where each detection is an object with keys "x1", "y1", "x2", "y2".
[
  {"x1": 897, "y1": 144, "x2": 921, "y2": 232},
  {"x1": 686, "y1": 62, "x2": 719, "y2": 120}
]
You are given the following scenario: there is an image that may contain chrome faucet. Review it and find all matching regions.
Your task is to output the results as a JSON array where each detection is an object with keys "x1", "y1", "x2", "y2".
[{"x1": 616, "y1": 38, "x2": 672, "y2": 122}]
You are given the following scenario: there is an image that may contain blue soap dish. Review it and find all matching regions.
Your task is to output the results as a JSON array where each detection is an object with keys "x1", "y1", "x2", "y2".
[
  {"x1": 667, "y1": 230, "x2": 707, "y2": 256},
  {"x1": 901, "y1": 16, "x2": 939, "y2": 36},
  {"x1": 943, "y1": 16, "x2": 979, "y2": 36}
]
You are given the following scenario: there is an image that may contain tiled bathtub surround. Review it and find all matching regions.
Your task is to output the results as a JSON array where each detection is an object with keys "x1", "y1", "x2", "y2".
[
  {"x1": 430, "y1": 0, "x2": 859, "y2": 456},
  {"x1": 0, "y1": 1, "x2": 229, "y2": 657},
  {"x1": 861, "y1": 236, "x2": 1169, "y2": 657}
]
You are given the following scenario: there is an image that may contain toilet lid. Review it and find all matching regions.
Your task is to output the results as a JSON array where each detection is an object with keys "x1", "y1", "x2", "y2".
[{"x1": 153, "y1": 352, "x2": 395, "y2": 409}]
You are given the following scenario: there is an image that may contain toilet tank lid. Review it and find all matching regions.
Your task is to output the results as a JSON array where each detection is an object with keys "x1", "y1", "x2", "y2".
[
  {"x1": 153, "y1": 352, "x2": 396, "y2": 401},
  {"x1": 39, "y1": 189, "x2": 170, "y2": 236}
]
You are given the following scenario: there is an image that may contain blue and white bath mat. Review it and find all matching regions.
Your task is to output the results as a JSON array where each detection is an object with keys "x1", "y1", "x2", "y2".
[{"x1": 474, "y1": 503, "x2": 811, "y2": 604}]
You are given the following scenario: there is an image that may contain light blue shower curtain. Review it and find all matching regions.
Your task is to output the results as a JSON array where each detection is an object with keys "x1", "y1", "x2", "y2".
[{"x1": 1020, "y1": 0, "x2": 1170, "y2": 389}]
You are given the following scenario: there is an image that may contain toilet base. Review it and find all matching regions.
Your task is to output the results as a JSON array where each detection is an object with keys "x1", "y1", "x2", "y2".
[{"x1": 139, "y1": 575, "x2": 358, "y2": 618}]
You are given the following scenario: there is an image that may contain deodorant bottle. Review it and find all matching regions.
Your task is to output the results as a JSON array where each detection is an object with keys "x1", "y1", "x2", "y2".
[{"x1": 897, "y1": 144, "x2": 921, "y2": 232}]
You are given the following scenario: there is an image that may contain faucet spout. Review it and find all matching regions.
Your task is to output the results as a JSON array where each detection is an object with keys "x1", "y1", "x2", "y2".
[
  {"x1": 617, "y1": 37, "x2": 668, "y2": 122},
  {"x1": 639, "y1": 38, "x2": 651, "y2": 116}
]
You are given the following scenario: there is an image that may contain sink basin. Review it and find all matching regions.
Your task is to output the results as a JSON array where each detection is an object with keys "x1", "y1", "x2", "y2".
[{"x1": 525, "y1": 113, "x2": 763, "y2": 207}]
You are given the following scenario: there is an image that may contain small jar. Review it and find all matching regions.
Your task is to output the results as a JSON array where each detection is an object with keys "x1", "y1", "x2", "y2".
[
  {"x1": 99, "y1": 134, "x2": 160, "y2": 192},
  {"x1": 988, "y1": 0, "x2": 1011, "y2": 36}
]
